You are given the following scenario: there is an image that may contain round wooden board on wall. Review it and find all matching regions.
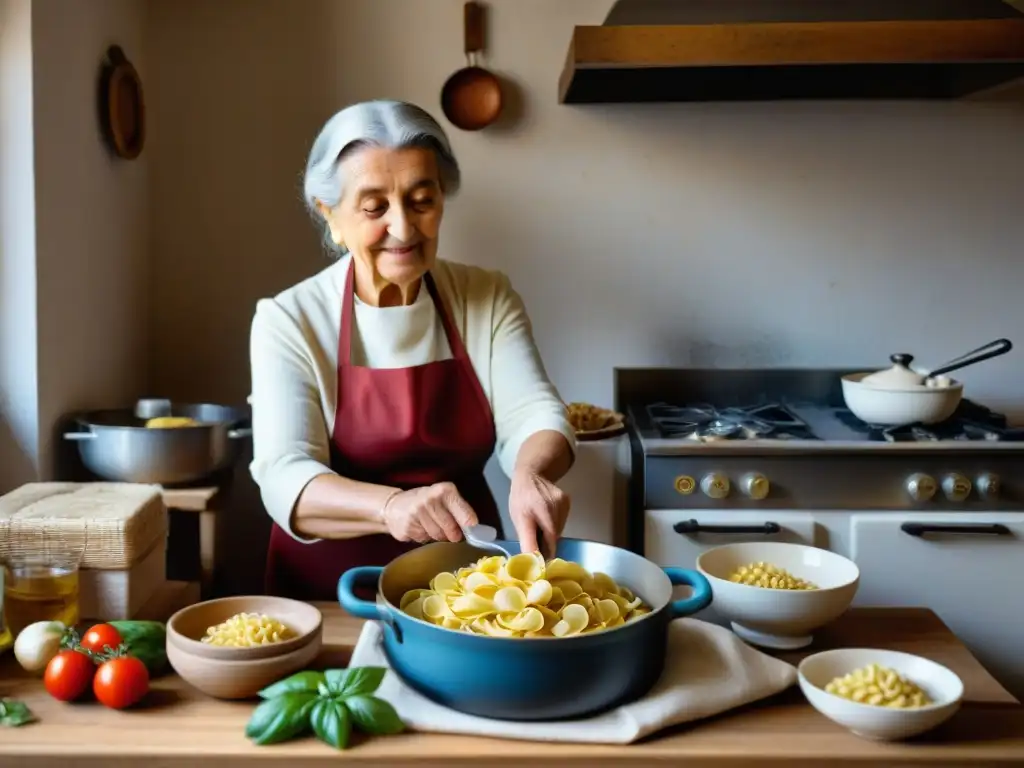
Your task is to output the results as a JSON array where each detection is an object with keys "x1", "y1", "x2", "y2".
[{"x1": 99, "y1": 45, "x2": 145, "y2": 160}]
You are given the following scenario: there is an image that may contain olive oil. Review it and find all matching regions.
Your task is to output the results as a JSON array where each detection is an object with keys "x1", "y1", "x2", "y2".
[{"x1": 3, "y1": 563, "x2": 80, "y2": 638}]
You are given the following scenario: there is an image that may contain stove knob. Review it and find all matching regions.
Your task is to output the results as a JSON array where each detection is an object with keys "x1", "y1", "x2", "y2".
[
  {"x1": 941, "y1": 473, "x2": 972, "y2": 502},
  {"x1": 905, "y1": 473, "x2": 937, "y2": 502},
  {"x1": 701, "y1": 472, "x2": 731, "y2": 499},
  {"x1": 976, "y1": 472, "x2": 1001, "y2": 500},
  {"x1": 741, "y1": 473, "x2": 770, "y2": 500}
]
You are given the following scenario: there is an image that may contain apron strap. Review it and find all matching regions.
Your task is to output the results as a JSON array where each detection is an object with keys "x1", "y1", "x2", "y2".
[
  {"x1": 424, "y1": 272, "x2": 470, "y2": 362},
  {"x1": 339, "y1": 260, "x2": 356, "y2": 367}
]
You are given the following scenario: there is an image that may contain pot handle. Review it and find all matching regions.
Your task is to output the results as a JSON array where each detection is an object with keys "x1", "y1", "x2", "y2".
[
  {"x1": 338, "y1": 566, "x2": 403, "y2": 643},
  {"x1": 663, "y1": 568, "x2": 713, "y2": 619},
  {"x1": 64, "y1": 432, "x2": 97, "y2": 441}
]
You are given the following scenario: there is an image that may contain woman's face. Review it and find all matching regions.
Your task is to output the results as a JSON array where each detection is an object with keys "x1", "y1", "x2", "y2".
[{"x1": 319, "y1": 146, "x2": 445, "y2": 298}]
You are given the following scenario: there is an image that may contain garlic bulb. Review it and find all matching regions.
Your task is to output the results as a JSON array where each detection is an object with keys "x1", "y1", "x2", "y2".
[{"x1": 13, "y1": 620, "x2": 68, "y2": 673}]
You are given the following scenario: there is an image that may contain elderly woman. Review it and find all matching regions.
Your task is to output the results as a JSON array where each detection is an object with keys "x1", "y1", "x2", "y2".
[{"x1": 249, "y1": 100, "x2": 577, "y2": 600}]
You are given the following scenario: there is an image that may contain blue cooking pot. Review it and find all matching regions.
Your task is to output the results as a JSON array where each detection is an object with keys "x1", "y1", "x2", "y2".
[{"x1": 337, "y1": 538, "x2": 712, "y2": 721}]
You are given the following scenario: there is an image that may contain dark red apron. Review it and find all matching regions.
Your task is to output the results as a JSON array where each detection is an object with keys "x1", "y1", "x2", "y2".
[{"x1": 264, "y1": 261, "x2": 502, "y2": 601}]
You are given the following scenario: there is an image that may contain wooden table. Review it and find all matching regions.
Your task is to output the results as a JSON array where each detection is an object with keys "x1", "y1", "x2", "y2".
[{"x1": 1, "y1": 607, "x2": 1022, "y2": 767}]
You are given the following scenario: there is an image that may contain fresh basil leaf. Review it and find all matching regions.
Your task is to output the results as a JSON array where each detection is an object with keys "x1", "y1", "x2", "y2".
[
  {"x1": 326, "y1": 666, "x2": 387, "y2": 697},
  {"x1": 311, "y1": 698, "x2": 351, "y2": 750},
  {"x1": 344, "y1": 694, "x2": 404, "y2": 735},
  {"x1": 0, "y1": 699, "x2": 36, "y2": 727},
  {"x1": 245, "y1": 692, "x2": 316, "y2": 745},
  {"x1": 258, "y1": 670, "x2": 326, "y2": 700},
  {"x1": 245, "y1": 698, "x2": 280, "y2": 740}
]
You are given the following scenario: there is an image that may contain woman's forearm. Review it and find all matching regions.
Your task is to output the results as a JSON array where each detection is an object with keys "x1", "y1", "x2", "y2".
[
  {"x1": 290, "y1": 473, "x2": 398, "y2": 539},
  {"x1": 513, "y1": 430, "x2": 574, "y2": 482}
]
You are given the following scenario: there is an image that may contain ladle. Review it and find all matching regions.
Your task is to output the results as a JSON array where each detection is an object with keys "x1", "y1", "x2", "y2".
[
  {"x1": 926, "y1": 338, "x2": 1012, "y2": 379},
  {"x1": 461, "y1": 523, "x2": 512, "y2": 558}
]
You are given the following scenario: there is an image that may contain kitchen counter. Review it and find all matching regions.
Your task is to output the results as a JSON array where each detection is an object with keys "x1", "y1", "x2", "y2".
[{"x1": 0, "y1": 606, "x2": 1021, "y2": 767}]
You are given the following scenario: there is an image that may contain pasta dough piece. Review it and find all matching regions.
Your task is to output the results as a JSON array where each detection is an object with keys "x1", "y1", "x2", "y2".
[
  {"x1": 145, "y1": 416, "x2": 199, "y2": 428},
  {"x1": 824, "y1": 663, "x2": 933, "y2": 708},
  {"x1": 727, "y1": 561, "x2": 818, "y2": 590},
  {"x1": 565, "y1": 402, "x2": 619, "y2": 433},
  {"x1": 400, "y1": 552, "x2": 650, "y2": 638},
  {"x1": 201, "y1": 612, "x2": 295, "y2": 647}
]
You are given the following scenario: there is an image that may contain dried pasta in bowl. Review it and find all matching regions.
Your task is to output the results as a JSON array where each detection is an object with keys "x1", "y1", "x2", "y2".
[
  {"x1": 399, "y1": 553, "x2": 651, "y2": 638},
  {"x1": 201, "y1": 612, "x2": 295, "y2": 647}
]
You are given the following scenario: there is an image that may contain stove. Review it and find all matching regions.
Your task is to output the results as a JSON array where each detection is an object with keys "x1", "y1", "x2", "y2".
[
  {"x1": 640, "y1": 398, "x2": 1024, "y2": 445},
  {"x1": 615, "y1": 367, "x2": 1024, "y2": 698}
]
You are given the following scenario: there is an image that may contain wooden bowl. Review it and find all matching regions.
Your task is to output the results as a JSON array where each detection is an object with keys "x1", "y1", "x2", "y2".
[
  {"x1": 167, "y1": 636, "x2": 322, "y2": 700},
  {"x1": 166, "y1": 595, "x2": 322, "y2": 661}
]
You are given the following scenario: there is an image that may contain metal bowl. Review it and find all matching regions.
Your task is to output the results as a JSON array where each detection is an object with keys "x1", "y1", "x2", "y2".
[
  {"x1": 64, "y1": 400, "x2": 251, "y2": 485},
  {"x1": 337, "y1": 538, "x2": 713, "y2": 721}
]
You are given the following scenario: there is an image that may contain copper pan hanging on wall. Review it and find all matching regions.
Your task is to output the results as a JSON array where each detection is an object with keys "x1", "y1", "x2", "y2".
[
  {"x1": 440, "y1": 1, "x2": 503, "y2": 131},
  {"x1": 99, "y1": 45, "x2": 146, "y2": 160}
]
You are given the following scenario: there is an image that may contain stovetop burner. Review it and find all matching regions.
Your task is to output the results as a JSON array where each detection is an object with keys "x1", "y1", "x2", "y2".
[
  {"x1": 646, "y1": 402, "x2": 819, "y2": 442},
  {"x1": 832, "y1": 402, "x2": 1024, "y2": 443},
  {"x1": 644, "y1": 399, "x2": 1024, "y2": 443}
]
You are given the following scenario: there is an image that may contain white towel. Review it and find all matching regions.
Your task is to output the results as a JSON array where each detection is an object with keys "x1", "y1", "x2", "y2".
[{"x1": 348, "y1": 618, "x2": 798, "y2": 744}]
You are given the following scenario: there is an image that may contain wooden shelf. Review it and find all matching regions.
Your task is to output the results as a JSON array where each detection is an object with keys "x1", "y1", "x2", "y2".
[{"x1": 558, "y1": 19, "x2": 1024, "y2": 103}]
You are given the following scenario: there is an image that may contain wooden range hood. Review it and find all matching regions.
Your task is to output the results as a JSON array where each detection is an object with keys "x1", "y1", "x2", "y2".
[{"x1": 558, "y1": 2, "x2": 1024, "y2": 103}]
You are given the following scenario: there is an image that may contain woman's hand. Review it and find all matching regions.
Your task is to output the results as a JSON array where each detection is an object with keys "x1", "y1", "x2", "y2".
[
  {"x1": 508, "y1": 469, "x2": 570, "y2": 558},
  {"x1": 382, "y1": 482, "x2": 478, "y2": 543}
]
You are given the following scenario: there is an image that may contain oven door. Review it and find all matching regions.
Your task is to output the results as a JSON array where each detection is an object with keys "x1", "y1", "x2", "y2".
[
  {"x1": 850, "y1": 511, "x2": 1024, "y2": 699},
  {"x1": 645, "y1": 509, "x2": 821, "y2": 625}
]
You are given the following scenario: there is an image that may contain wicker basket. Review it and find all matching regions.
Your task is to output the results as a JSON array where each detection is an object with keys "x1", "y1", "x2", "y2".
[{"x1": 0, "y1": 482, "x2": 167, "y2": 570}]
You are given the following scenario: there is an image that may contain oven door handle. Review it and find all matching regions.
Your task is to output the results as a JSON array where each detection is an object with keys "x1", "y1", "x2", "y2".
[
  {"x1": 674, "y1": 519, "x2": 782, "y2": 536},
  {"x1": 900, "y1": 522, "x2": 1012, "y2": 538}
]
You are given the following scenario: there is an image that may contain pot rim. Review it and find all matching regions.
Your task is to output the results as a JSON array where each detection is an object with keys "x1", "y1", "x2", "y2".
[
  {"x1": 76, "y1": 420, "x2": 243, "y2": 432},
  {"x1": 374, "y1": 539, "x2": 677, "y2": 643},
  {"x1": 72, "y1": 402, "x2": 250, "y2": 431},
  {"x1": 841, "y1": 372, "x2": 963, "y2": 393},
  {"x1": 381, "y1": 588, "x2": 665, "y2": 643}
]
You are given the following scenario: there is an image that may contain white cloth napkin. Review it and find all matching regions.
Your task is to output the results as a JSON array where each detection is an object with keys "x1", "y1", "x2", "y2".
[{"x1": 348, "y1": 618, "x2": 798, "y2": 744}]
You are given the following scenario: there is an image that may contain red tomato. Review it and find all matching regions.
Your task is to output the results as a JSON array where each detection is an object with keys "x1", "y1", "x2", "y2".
[
  {"x1": 93, "y1": 656, "x2": 149, "y2": 709},
  {"x1": 80, "y1": 623, "x2": 123, "y2": 655},
  {"x1": 44, "y1": 649, "x2": 96, "y2": 702}
]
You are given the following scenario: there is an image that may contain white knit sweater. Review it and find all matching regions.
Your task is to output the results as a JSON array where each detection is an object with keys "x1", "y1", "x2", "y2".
[{"x1": 248, "y1": 255, "x2": 576, "y2": 537}]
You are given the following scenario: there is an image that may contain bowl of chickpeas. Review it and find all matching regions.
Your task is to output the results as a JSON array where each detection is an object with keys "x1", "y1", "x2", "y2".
[
  {"x1": 696, "y1": 542, "x2": 859, "y2": 650},
  {"x1": 166, "y1": 596, "x2": 323, "y2": 699},
  {"x1": 798, "y1": 648, "x2": 964, "y2": 741}
]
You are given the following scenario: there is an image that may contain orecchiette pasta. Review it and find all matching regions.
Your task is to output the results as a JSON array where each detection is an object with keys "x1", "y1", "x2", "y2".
[
  {"x1": 400, "y1": 553, "x2": 651, "y2": 638},
  {"x1": 824, "y1": 663, "x2": 933, "y2": 708},
  {"x1": 201, "y1": 612, "x2": 295, "y2": 647},
  {"x1": 728, "y1": 561, "x2": 818, "y2": 590}
]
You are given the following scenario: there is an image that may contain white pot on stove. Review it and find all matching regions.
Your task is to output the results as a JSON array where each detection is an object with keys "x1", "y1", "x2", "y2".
[
  {"x1": 841, "y1": 376, "x2": 962, "y2": 426},
  {"x1": 841, "y1": 340, "x2": 1011, "y2": 426}
]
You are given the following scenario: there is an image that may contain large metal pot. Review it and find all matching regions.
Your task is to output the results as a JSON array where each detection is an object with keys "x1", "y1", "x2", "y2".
[
  {"x1": 841, "y1": 338, "x2": 1011, "y2": 425},
  {"x1": 337, "y1": 538, "x2": 712, "y2": 721},
  {"x1": 64, "y1": 400, "x2": 251, "y2": 485}
]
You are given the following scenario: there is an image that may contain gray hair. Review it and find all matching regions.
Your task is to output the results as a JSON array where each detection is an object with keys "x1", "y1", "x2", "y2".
[{"x1": 302, "y1": 100, "x2": 461, "y2": 255}]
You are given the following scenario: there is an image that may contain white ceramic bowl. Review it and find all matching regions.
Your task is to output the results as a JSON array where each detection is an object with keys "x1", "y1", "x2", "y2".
[
  {"x1": 798, "y1": 648, "x2": 964, "y2": 741},
  {"x1": 696, "y1": 542, "x2": 859, "y2": 649}
]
